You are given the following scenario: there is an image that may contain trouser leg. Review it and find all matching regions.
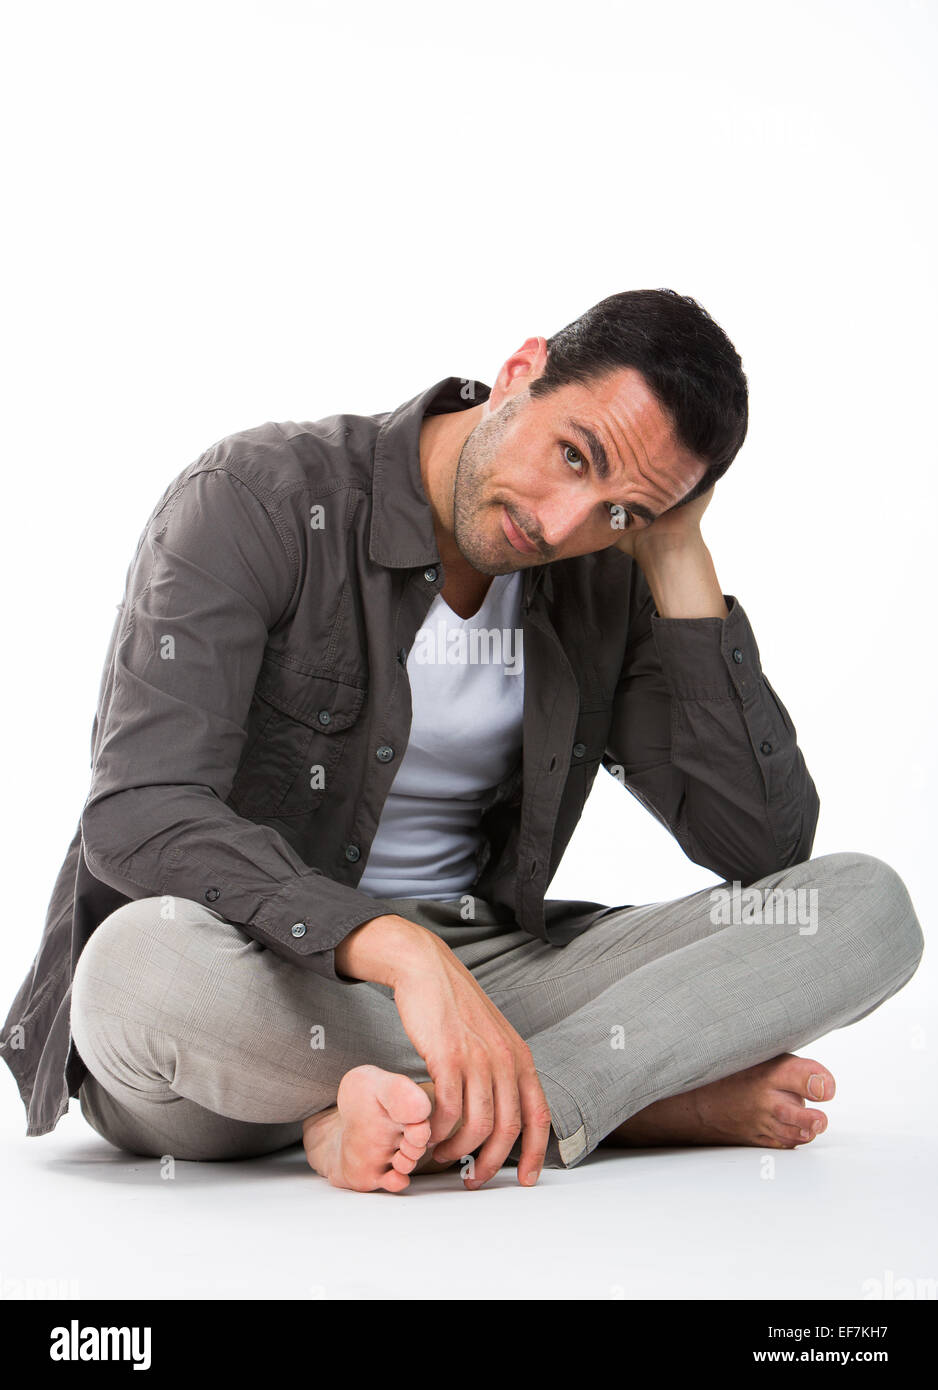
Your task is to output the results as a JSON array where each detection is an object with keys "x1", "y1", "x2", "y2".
[
  {"x1": 487, "y1": 852, "x2": 924, "y2": 1168},
  {"x1": 70, "y1": 893, "x2": 468, "y2": 1161},
  {"x1": 70, "y1": 852, "x2": 924, "y2": 1172}
]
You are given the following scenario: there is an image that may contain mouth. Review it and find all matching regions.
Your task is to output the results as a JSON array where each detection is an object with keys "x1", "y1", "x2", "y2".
[{"x1": 501, "y1": 507, "x2": 540, "y2": 555}]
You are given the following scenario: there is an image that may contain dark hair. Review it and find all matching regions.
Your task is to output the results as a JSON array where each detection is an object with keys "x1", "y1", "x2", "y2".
[{"x1": 527, "y1": 288, "x2": 748, "y2": 509}]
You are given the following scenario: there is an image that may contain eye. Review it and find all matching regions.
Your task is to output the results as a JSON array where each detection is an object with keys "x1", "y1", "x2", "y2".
[
  {"x1": 562, "y1": 442, "x2": 585, "y2": 473},
  {"x1": 560, "y1": 441, "x2": 631, "y2": 526}
]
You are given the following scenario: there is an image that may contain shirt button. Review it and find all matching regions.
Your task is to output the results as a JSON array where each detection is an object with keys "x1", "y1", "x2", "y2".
[
  {"x1": 572, "y1": 742, "x2": 586, "y2": 758},
  {"x1": 290, "y1": 922, "x2": 307, "y2": 938},
  {"x1": 423, "y1": 566, "x2": 438, "y2": 583},
  {"x1": 345, "y1": 844, "x2": 361, "y2": 862},
  {"x1": 317, "y1": 709, "x2": 332, "y2": 726},
  {"x1": 528, "y1": 859, "x2": 538, "y2": 878},
  {"x1": 732, "y1": 648, "x2": 743, "y2": 664},
  {"x1": 376, "y1": 745, "x2": 395, "y2": 762},
  {"x1": 397, "y1": 647, "x2": 408, "y2": 665},
  {"x1": 760, "y1": 741, "x2": 773, "y2": 754},
  {"x1": 205, "y1": 887, "x2": 220, "y2": 902}
]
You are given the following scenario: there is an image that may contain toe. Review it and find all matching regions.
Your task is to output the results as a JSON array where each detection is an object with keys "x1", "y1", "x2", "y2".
[
  {"x1": 383, "y1": 1073, "x2": 434, "y2": 1127},
  {"x1": 767, "y1": 1054, "x2": 836, "y2": 1103},
  {"x1": 803, "y1": 1065, "x2": 835, "y2": 1102},
  {"x1": 380, "y1": 1168, "x2": 411, "y2": 1194},
  {"x1": 398, "y1": 1137, "x2": 426, "y2": 1162},
  {"x1": 772, "y1": 1100, "x2": 825, "y2": 1132},
  {"x1": 391, "y1": 1149, "x2": 418, "y2": 1175},
  {"x1": 770, "y1": 1115, "x2": 814, "y2": 1144},
  {"x1": 402, "y1": 1119, "x2": 432, "y2": 1150},
  {"x1": 767, "y1": 1103, "x2": 804, "y2": 1144},
  {"x1": 769, "y1": 1102, "x2": 827, "y2": 1145}
]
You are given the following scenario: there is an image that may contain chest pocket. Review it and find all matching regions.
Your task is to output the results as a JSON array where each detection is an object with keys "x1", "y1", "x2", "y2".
[{"x1": 227, "y1": 657, "x2": 367, "y2": 818}]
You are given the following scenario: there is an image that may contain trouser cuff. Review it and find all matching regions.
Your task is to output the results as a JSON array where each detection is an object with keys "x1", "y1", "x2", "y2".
[{"x1": 506, "y1": 1069, "x2": 590, "y2": 1169}]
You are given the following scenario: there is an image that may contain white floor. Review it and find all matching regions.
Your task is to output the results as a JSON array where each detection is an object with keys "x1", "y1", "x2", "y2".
[{"x1": 2, "y1": 989, "x2": 935, "y2": 1302}]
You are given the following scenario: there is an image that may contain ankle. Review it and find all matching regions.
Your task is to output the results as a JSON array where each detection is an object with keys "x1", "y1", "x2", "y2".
[
  {"x1": 301, "y1": 1105, "x2": 341, "y2": 1175},
  {"x1": 302, "y1": 1103, "x2": 337, "y2": 1138}
]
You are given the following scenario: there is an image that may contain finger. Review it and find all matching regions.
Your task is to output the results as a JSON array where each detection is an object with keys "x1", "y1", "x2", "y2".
[
  {"x1": 433, "y1": 1071, "x2": 494, "y2": 1170},
  {"x1": 427, "y1": 1069, "x2": 463, "y2": 1147},
  {"x1": 516, "y1": 1071, "x2": 553, "y2": 1187},
  {"x1": 468, "y1": 1067, "x2": 523, "y2": 1189},
  {"x1": 432, "y1": 1070, "x2": 489, "y2": 1166}
]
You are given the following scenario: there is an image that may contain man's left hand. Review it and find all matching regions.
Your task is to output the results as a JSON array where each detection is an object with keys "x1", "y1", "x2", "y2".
[{"x1": 612, "y1": 484, "x2": 715, "y2": 560}]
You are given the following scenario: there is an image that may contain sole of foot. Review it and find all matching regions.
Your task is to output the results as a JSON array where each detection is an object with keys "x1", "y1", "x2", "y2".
[{"x1": 301, "y1": 1064, "x2": 436, "y2": 1193}]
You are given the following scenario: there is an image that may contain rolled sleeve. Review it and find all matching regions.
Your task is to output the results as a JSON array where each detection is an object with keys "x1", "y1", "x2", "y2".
[{"x1": 79, "y1": 464, "x2": 396, "y2": 980}]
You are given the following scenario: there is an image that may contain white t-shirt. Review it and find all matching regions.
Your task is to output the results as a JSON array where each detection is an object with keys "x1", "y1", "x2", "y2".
[{"x1": 357, "y1": 571, "x2": 525, "y2": 900}]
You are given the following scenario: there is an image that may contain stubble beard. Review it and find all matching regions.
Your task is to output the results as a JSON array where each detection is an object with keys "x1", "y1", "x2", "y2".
[{"x1": 450, "y1": 392, "x2": 538, "y2": 576}]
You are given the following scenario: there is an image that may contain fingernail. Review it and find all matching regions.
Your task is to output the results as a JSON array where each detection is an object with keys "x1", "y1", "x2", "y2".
[
  {"x1": 812, "y1": 1119, "x2": 823, "y2": 1134},
  {"x1": 808, "y1": 1074, "x2": 825, "y2": 1100},
  {"x1": 799, "y1": 1128, "x2": 810, "y2": 1139},
  {"x1": 525, "y1": 1169, "x2": 540, "y2": 1186}
]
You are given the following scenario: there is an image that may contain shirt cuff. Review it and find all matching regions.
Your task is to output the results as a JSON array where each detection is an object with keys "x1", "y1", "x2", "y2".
[
  {"x1": 649, "y1": 594, "x2": 763, "y2": 702},
  {"x1": 249, "y1": 870, "x2": 400, "y2": 982}
]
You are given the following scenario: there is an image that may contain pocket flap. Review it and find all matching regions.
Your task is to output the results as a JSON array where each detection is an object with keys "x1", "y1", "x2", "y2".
[{"x1": 254, "y1": 659, "x2": 366, "y2": 732}]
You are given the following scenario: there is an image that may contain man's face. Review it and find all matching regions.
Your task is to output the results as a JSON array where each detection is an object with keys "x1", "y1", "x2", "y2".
[{"x1": 451, "y1": 366, "x2": 708, "y2": 575}]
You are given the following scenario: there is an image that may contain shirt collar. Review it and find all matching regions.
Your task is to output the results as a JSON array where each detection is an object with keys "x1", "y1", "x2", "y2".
[
  {"x1": 370, "y1": 373, "x2": 551, "y2": 607},
  {"x1": 370, "y1": 375, "x2": 487, "y2": 568}
]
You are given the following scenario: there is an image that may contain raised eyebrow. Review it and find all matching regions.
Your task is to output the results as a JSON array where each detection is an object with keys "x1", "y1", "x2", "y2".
[
  {"x1": 565, "y1": 418, "x2": 611, "y2": 480},
  {"x1": 563, "y1": 418, "x2": 660, "y2": 524}
]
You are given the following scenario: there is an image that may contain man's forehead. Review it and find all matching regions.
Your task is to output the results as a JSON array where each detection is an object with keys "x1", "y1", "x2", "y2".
[
  {"x1": 554, "y1": 369, "x2": 673, "y2": 446},
  {"x1": 546, "y1": 370, "x2": 706, "y2": 497}
]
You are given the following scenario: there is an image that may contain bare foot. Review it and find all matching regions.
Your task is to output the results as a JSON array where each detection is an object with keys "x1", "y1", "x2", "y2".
[
  {"x1": 601, "y1": 1053, "x2": 836, "y2": 1151},
  {"x1": 301, "y1": 1065, "x2": 459, "y2": 1193}
]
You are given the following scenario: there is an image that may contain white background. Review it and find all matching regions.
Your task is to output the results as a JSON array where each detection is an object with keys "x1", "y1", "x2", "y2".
[{"x1": 1, "y1": 0, "x2": 935, "y2": 1303}]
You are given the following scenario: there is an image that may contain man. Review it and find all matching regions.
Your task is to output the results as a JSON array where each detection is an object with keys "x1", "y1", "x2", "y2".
[{"x1": 1, "y1": 289, "x2": 924, "y2": 1193}]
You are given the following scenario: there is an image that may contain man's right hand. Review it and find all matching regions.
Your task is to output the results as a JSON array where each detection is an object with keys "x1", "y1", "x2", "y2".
[{"x1": 335, "y1": 914, "x2": 553, "y2": 1189}]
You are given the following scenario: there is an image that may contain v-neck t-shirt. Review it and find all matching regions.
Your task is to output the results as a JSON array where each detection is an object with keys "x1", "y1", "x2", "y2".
[{"x1": 357, "y1": 570, "x2": 525, "y2": 899}]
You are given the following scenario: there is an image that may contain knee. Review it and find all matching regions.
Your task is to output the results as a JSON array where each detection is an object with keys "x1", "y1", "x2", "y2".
[
  {"x1": 812, "y1": 851, "x2": 924, "y2": 974},
  {"x1": 72, "y1": 895, "x2": 211, "y2": 1021}
]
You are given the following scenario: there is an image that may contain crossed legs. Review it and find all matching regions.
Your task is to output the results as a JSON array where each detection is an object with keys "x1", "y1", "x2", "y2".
[{"x1": 71, "y1": 851, "x2": 924, "y2": 1190}]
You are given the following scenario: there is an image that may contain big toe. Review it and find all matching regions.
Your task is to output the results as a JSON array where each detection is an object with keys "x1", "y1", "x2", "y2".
[
  {"x1": 380, "y1": 1072, "x2": 434, "y2": 1128},
  {"x1": 771, "y1": 1054, "x2": 836, "y2": 1102}
]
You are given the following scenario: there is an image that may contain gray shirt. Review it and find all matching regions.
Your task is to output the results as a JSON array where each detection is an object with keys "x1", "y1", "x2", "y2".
[{"x1": 0, "y1": 374, "x2": 820, "y2": 1136}]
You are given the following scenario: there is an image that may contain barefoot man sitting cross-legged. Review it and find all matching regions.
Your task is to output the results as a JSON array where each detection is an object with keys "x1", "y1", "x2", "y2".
[{"x1": 2, "y1": 290, "x2": 924, "y2": 1192}]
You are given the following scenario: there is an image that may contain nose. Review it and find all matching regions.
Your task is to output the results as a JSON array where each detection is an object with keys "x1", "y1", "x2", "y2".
[{"x1": 537, "y1": 493, "x2": 596, "y2": 550}]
